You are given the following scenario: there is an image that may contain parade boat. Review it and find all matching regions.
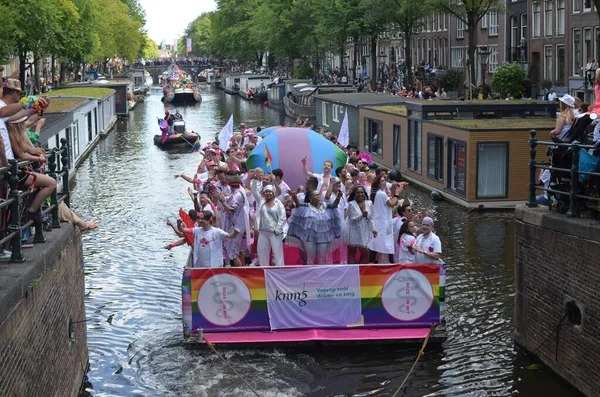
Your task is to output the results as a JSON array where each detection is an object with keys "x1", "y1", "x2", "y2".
[
  {"x1": 162, "y1": 63, "x2": 202, "y2": 104},
  {"x1": 182, "y1": 262, "x2": 446, "y2": 347},
  {"x1": 154, "y1": 119, "x2": 200, "y2": 147}
]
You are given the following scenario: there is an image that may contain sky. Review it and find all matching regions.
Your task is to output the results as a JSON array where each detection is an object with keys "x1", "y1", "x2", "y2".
[{"x1": 140, "y1": 0, "x2": 216, "y2": 45}]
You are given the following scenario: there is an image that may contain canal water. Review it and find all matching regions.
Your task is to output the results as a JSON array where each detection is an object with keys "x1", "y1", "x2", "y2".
[{"x1": 75, "y1": 87, "x2": 578, "y2": 396}]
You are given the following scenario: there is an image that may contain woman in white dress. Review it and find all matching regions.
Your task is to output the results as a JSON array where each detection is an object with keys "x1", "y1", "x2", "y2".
[
  {"x1": 395, "y1": 220, "x2": 417, "y2": 263},
  {"x1": 367, "y1": 176, "x2": 407, "y2": 263},
  {"x1": 344, "y1": 185, "x2": 373, "y2": 264}
]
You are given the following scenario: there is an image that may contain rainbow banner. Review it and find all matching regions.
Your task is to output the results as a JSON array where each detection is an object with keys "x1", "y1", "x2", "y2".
[{"x1": 182, "y1": 264, "x2": 443, "y2": 335}]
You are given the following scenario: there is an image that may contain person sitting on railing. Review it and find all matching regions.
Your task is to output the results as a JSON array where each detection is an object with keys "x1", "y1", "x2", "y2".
[
  {"x1": 0, "y1": 80, "x2": 55, "y2": 225},
  {"x1": 7, "y1": 117, "x2": 46, "y2": 166},
  {"x1": 549, "y1": 94, "x2": 576, "y2": 140}
]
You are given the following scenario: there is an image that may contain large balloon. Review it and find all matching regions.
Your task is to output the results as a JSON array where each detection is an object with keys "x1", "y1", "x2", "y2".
[
  {"x1": 246, "y1": 127, "x2": 347, "y2": 190},
  {"x1": 256, "y1": 126, "x2": 281, "y2": 138}
]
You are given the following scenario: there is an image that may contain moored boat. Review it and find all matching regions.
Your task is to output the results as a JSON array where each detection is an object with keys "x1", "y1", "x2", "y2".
[
  {"x1": 182, "y1": 262, "x2": 446, "y2": 347},
  {"x1": 238, "y1": 73, "x2": 271, "y2": 102}
]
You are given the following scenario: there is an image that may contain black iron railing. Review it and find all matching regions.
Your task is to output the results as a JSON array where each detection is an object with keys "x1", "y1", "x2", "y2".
[
  {"x1": 527, "y1": 129, "x2": 600, "y2": 218},
  {"x1": 0, "y1": 138, "x2": 69, "y2": 261}
]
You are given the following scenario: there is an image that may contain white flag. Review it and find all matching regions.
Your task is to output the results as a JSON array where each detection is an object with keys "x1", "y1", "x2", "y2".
[
  {"x1": 218, "y1": 114, "x2": 234, "y2": 152},
  {"x1": 338, "y1": 109, "x2": 349, "y2": 147}
]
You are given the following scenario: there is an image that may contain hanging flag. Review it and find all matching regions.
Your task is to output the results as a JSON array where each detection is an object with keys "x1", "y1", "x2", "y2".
[
  {"x1": 173, "y1": 39, "x2": 178, "y2": 54},
  {"x1": 265, "y1": 144, "x2": 274, "y2": 167},
  {"x1": 191, "y1": 137, "x2": 201, "y2": 152},
  {"x1": 218, "y1": 114, "x2": 234, "y2": 152},
  {"x1": 159, "y1": 118, "x2": 171, "y2": 144},
  {"x1": 186, "y1": 38, "x2": 192, "y2": 53},
  {"x1": 338, "y1": 109, "x2": 350, "y2": 147}
]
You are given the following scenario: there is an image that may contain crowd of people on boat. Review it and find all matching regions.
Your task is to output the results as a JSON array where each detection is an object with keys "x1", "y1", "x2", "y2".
[{"x1": 166, "y1": 122, "x2": 443, "y2": 268}]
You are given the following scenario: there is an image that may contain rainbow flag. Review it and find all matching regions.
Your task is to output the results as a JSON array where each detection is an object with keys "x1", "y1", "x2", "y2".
[
  {"x1": 158, "y1": 118, "x2": 171, "y2": 144},
  {"x1": 191, "y1": 137, "x2": 201, "y2": 152},
  {"x1": 265, "y1": 144, "x2": 273, "y2": 167}
]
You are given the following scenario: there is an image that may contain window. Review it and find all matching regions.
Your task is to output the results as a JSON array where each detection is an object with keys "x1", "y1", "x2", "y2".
[
  {"x1": 573, "y1": 29, "x2": 582, "y2": 75},
  {"x1": 573, "y1": 0, "x2": 581, "y2": 12},
  {"x1": 533, "y1": 4, "x2": 541, "y2": 37},
  {"x1": 556, "y1": 45, "x2": 565, "y2": 83},
  {"x1": 477, "y1": 142, "x2": 508, "y2": 198},
  {"x1": 443, "y1": 13, "x2": 447, "y2": 31},
  {"x1": 407, "y1": 120, "x2": 421, "y2": 173},
  {"x1": 488, "y1": 46, "x2": 499, "y2": 72},
  {"x1": 457, "y1": 19, "x2": 465, "y2": 38},
  {"x1": 87, "y1": 112, "x2": 93, "y2": 142},
  {"x1": 556, "y1": 0, "x2": 565, "y2": 35},
  {"x1": 481, "y1": 13, "x2": 488, "y2": 28},
  {"x1": 364, "y1": 118, "x2": 382, "y2": 156},
  {"x1": 72, "y1": 121, "x2": 80, "y2": 159},
  {"x1": 427, "y1": 135, "x2": 444, "y2": 182},
  {"x1": 322, "y1": 102, "x2": 329, "y2": 126},
  {"x1": 544, "y1": 1, "x2": 552, "y2": 36},
  {"x1": 544, "y1": 46, "x2": 553, "y2": 80},
  {"x1": 584, "y1": 28, "x2": 592, "y2": 68},
  {"x1": 451, "y1": 47, "x2": 466, "y2": 67},
  {"x1": 511, "y1": 17, "x2": 518, "y2": 48},
  {"x1": 393, "y1": 125, "x2": 400, "y2": 167},
  {"x1": 448, "y1": 140, "x2": 466, "y2": 195},
  {"x1": 489, "y1": 11, "x2": 498, "y2": 36},
  {"x1": 520, "y1": 14, "x2": 528, "y2": 40},
  {"x1": 332, "y1": 104, "x2": 339, "y2": 123},
  {"x1": 583, "y1": 0, "x2": 591, "y2": 11}
]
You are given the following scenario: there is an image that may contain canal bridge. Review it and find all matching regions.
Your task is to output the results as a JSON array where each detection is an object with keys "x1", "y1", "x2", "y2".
[{"x1": 142, "y1": 64, "x2": 211, "y2": 84}]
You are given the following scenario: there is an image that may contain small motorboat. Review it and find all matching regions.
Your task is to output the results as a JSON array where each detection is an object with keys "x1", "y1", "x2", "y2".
[{"x1": 154, "y1": 120, "x2": 200, "y2": 147}]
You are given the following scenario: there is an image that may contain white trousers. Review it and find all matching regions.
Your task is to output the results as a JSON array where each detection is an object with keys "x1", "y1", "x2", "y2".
[{"x1": 257, "y1": 230, "x2": 284, "y2": 267}]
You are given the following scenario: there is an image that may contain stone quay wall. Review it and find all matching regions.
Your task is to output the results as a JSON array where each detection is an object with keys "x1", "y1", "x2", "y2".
[
  {"x1": 514, "y1": 205, "x2": 600, "y2": 397},
  {"x1": 0, "y1": 225, "x2": 87, "y2": 397}
]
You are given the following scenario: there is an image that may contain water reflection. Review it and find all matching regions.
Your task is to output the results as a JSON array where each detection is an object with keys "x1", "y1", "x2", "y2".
[{"x1": 76, "y1": 87, "x2": 580, "y2": 396}]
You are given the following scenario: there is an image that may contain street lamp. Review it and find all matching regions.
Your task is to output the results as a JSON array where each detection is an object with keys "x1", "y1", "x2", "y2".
[
  {"x1": 379, "y1": 50, "x2": 387, "y2": 91},
  {"x1": 478, "y1": 46, "x2": 491, "y2": 91}
]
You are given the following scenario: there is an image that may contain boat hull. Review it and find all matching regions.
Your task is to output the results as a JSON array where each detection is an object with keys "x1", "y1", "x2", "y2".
[
  {"x1": 182, "y1": 262, "x2": 446, "y2": 347},
  {"x1": 239, "y1": 91, "x2": 268, "y2": 102},
  {"x1": 154, "y1": 132, "x2": 199, "y2": 147},
  {"x1": 284, "y1": 96, "x2": 316, "y2": 119},
  {"x1": 163, "y1": 88, "x2": 202, "y2": 104}
]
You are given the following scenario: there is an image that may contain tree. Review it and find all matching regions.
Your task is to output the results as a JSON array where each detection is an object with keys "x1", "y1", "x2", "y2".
[
  {"x1": 141, "y1": 35, "x2": 159, "y2": 59},
  {"x1": 431, "y1": 0, "x2": 503, "y2": 88},
  {"x1": 491, "y1": 62, "x2": 527, "y2": 99},
  {"x1": 376, "y1": 0, "x2": 432, "y2": 83}
]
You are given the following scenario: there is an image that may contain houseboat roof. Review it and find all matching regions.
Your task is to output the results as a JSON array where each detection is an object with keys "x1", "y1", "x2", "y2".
[
  {"x1": 46, "y1": 87, "x2": 116, "y2": 99},
  {"x1": 431, "y1": 117, "x2": 557, "y2": 130},
  {"x1": 315, "y1": 93, "x2": 405, "y2": 107},
  {"x1": 240, "y1": 74, "x2": 271, "y2": 79}
]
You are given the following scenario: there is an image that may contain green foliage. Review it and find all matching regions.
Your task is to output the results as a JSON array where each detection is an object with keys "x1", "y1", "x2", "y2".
[
  {"x1": 141, "y1": 35, "x2": 159, "y2": 59},
  {"x1": 437, "y1": 68, "x2": 462, "y2": 91},
  {"x1": 541, "y1": 79, "x2": 553, "y2": 90},
  {"x1": 491, "y1": 62, "x2": 528, "y2": 99},
  {"x1": 293, "y1": 60, "x2": 314, "y2": 79}
]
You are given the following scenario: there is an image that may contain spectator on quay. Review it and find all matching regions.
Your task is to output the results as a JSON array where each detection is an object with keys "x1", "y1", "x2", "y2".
[
  {"x1": 0, "y1": 79, "x2": 54, "y2": 225},
  {"x1": 550, "y1": 94, "x2": 576, "y2": 140}
]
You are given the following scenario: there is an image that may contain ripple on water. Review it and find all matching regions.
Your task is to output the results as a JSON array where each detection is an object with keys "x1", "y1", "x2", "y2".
[{"x1": 77, "y1": 89, "x2": 579, "y2": 397}]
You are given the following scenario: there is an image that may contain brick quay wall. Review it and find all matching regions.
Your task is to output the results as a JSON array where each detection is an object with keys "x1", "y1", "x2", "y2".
[
  {"x1": 0, "y1": 225, "x2": 87, "y2": 397},
  {"x1": 514, "y1": 205, "x2": 600, "y2": 397}
]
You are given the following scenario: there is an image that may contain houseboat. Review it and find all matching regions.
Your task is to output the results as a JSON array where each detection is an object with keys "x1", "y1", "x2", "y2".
[
  {"x1": 267, "y1": 82, "x2": 286, "y2": 109},
  {"x1": 223, "y1": 73, "x2": 241, "y2": 94},
  {"x1": 316, "y1": 94, "x2": 559, "y2": 208},
  {"x1": 182, "y1": 262, "x2": 446, "y2": 346},
  {"x1": 284, "y1": 83, "x2": 357, "y2": 120},
  {"x1": 238, "y1": 73, "x2": 271, "y2": 101}
]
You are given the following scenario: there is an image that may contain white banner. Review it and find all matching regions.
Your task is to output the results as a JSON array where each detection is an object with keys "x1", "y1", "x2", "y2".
[
  {"x1": 264, "y1": 266, "x2": 361, "y2": 330},
  {"x1": 338, "y1": 109, "x2": 349, "y2": 147},
  {"x1": 218, "y1": 114, "x2": 234, "y2": 152}
]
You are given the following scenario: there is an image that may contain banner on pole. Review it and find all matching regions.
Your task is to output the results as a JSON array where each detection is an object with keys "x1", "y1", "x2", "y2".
[{"x1": 186, "y1": 38, "x2": 192, "y2": 53}]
